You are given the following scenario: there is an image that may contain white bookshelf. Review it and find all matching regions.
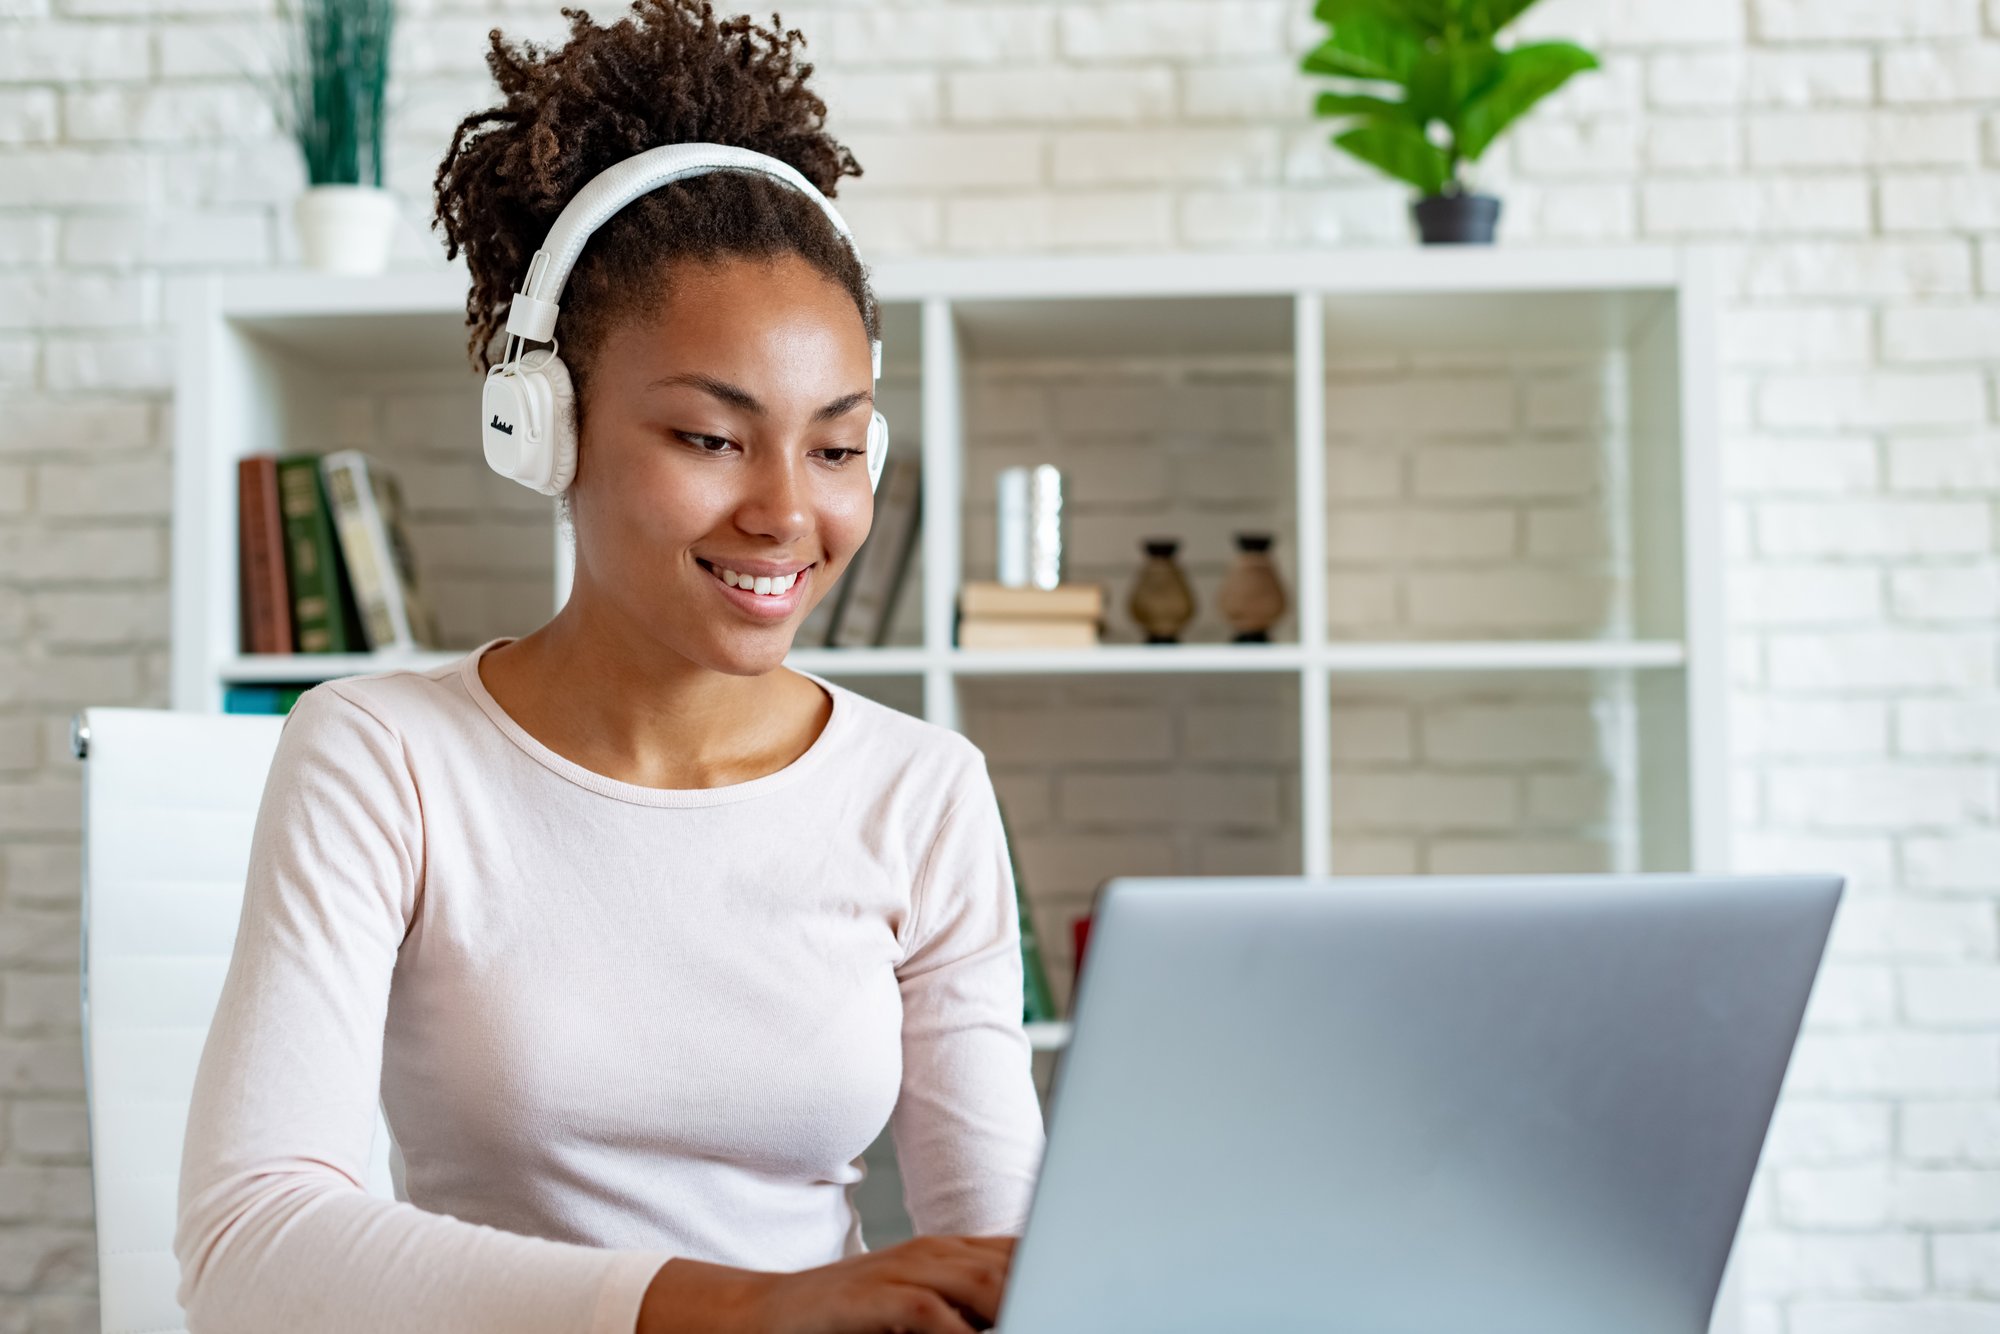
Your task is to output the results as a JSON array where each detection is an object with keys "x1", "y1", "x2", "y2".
[
  {"x1": 172, "y1": 244, "x2": 1725, "y2": 884},
  {"x1": 168, "y1": 244, "x2": 1737, "y2": 1327}
]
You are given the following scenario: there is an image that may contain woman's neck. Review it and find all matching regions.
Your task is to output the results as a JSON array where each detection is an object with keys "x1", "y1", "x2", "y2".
[{"x1": 476, "y1": 593, "x2": 828, "y2": 791}]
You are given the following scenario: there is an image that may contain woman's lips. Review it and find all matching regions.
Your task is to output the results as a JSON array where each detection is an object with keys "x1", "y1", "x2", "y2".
[{"x1": 700, "y1": 559, "x2": 811, "y2": 620}]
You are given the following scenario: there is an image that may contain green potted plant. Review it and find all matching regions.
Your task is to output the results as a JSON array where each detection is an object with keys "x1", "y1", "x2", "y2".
[
  {"x1": 1301, "y1": 0, "x2": 1598, "y2": 244},
  {"x1": 246, "y1": 0, "x2": 400, "y2": 272}
]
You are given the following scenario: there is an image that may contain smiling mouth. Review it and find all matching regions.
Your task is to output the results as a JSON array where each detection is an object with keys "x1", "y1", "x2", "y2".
[{"x1": 696, "y1": 558, "x2": 814, "y2": 597}]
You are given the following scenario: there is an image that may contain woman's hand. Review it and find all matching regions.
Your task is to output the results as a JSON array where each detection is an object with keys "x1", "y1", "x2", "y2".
[{"x1": 639, "y1": 1234, "x2": 1019, "y2": 1334}]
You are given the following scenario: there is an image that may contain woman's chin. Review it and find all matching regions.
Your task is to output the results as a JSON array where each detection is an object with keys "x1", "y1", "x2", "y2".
[{"x1": 698, "y1": 628, "x2": 798, "y2": 677}]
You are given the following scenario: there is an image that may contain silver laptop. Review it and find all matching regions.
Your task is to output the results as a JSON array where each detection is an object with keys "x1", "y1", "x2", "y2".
[{"x1": 993, "y1": 872, "x2": 1843, "y2": 1334}]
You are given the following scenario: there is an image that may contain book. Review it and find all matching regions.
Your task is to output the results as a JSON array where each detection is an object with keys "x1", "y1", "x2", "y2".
[
  {"x1": 876, "y1": 509, "x2": 922, "y2": 646},
  {"x1": 993, "y1": 791, "x2": 1059, "y2": 1024},
  {"x1": 237, "y1": 455, "x2": 293, "y2": 655},
  {"x1": 957, "y1": 617, "x2": 1099, "y2": 650},
  {"x1": 827, "y1": 455, "x2": 923, "y2": 648},
  {"x1": 275, "y1": 455, "x2": 363, "y2": 653},
  {"x1": 223, "y1": 684, "x2": 312, "y2": 715},
  {"x1": 883, "y1": 524, "x2": 924, "y2": 643},
  {"x1": 960, "y1": 580, "x2": 1104, "y2": 621},
  {"x1": 320, "y1": 450, "x2": 439, "y2": 652}
]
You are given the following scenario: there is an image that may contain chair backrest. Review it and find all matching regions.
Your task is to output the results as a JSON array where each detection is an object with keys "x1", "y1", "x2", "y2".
[{"x1": 75, "y1": 706, "x2": 400, "y2": 1334}]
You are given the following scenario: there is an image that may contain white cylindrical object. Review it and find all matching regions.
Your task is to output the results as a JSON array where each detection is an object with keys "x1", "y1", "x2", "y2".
[
  {"x1": 1029, "y1": 464, "x2": 1063, "y2": 590},
  {"x1": 295, "y1": 184, "x2": 399, "y2": 275},
  {"x1": 997, "y1": 465, "x2": 1031, "y2": 587}
]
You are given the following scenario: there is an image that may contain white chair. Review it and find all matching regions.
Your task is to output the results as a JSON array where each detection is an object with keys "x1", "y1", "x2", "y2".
[{"x1": 74, "y1": 706, "x2": 400, "y2": 1334}]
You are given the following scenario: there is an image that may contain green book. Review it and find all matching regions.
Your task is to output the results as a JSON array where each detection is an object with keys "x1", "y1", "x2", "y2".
[
  {"x1": 275, "y1": 455, "x2": 366, "y2": 654},
  {"x1": 222, "y1": 684, "x2": 313, "y2": 714},
  {"x1": 993, "y1": 792, "x2": 1059, "y2": 1024}
]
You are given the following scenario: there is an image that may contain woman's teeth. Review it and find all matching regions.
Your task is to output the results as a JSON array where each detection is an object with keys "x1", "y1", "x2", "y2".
[{"x1": 707, "y1": 562, "x2": 800, "y2": 596}]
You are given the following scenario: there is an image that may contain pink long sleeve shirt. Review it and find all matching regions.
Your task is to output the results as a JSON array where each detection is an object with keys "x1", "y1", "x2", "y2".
[{"x1": 173, "y1": 636, "x2": 1047, "y2": 1334}]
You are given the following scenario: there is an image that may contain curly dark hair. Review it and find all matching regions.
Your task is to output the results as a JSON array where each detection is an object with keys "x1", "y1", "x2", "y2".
[{"x1": 430, "y1": 0, "x2": 877, "y2": 400}]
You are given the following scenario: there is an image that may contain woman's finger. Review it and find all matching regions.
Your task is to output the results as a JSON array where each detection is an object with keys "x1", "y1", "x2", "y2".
[
  {"x1": 877, "y1": 1283, "x2": 981, "y2": 1334},
  {"x1": 889, "y1": 1252, "x2": 1011, "y2": 1327}
]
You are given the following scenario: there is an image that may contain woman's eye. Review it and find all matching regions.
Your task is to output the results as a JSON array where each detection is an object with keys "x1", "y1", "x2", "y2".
[{"x1": 676, "y1": 433, "x2": 862, "y2": 465}]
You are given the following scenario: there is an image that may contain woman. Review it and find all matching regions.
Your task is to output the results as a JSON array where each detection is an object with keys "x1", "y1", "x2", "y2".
[{"x1": 171, "y1": 4, "x2": 1047, "y2": 1332}]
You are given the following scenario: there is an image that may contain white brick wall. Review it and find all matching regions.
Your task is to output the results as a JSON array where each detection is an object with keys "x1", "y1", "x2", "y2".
[{"x1": 3, "y1": 0, "x2": 1998, "y2": 1329}]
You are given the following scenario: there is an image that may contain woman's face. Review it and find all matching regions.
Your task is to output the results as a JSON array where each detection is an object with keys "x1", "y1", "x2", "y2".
[{"x1": 568, "y1": 251, "x2": 876, "y2": 677}]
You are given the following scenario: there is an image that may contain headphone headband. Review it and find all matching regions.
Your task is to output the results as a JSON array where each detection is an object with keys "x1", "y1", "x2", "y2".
[{"x1": 503, "y1": 142, "x2": 867, "y2": 355}]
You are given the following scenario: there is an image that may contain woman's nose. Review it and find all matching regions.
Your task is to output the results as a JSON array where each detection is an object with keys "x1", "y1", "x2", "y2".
[{"x1": 735, "y1": 448, "x2": 811, "y2": 540}]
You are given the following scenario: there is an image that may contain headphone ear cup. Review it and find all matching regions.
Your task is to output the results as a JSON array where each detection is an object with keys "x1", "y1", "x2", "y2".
[
  {"x1": 539, "y1": 353, "x2": 579, "y2": 496},
  {"x1": 482, "y1": 366, "x2": 538, "y2": 486},
  {"x1": 866, "y1": 410, "x2": 888, "y2": 495},
  {"x1": 482, "y1": 354, "x2": 577, "y2": 496}
]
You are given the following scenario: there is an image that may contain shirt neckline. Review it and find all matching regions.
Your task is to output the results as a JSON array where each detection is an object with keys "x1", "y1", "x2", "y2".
[{"x1": 456, "y1": 636, "x2": 847, "y2": 808}]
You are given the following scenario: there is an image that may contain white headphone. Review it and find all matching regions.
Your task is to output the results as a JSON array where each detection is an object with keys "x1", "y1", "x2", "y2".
[{"x1": 479, "y1": 142, "x2": 888, "y2": 499}]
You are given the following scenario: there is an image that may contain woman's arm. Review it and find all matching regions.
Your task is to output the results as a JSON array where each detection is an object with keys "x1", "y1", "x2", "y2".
[
  {"x1": 173, "y1": 685, "x2": 676, "y2": 1334},
  {"x1": 888, "y1": 748, "x2": 1048, "y2": 1238}
]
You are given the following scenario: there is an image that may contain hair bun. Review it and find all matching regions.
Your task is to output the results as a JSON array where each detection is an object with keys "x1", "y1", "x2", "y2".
[{"x1": 432, "y1": 0, "x2": 866, "y2": 375}]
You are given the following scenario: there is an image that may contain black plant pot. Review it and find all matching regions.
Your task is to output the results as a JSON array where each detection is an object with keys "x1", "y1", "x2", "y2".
[{"x1": 1413, "y1": 192, "x2": 1501, "y2": 244}]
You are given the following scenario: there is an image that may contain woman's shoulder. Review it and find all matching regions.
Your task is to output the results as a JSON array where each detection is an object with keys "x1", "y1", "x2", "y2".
[
  {"x1": 812, "y1": 674, "x2": 991, "y2": 792},
  {"x1": 284, "y1": 651, "x2": 478, "y2": 746}
]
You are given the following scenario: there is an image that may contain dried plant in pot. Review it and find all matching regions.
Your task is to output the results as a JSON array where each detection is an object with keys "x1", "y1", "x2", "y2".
[
  {"x1": 1300, "y1": 0, "x2": 1598, "y2": 244},
  {"x1": 246, "y1": 0, "x2": 400, "y2": 272}
]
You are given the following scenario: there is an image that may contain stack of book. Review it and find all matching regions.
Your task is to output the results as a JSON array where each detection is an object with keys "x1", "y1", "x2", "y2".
[
  {"x1": 956, "y1": 581, "x2": 1104, "y2": 649},
  {"x1": 235, "y1": 450, "x2": 439, "y2": 712}
]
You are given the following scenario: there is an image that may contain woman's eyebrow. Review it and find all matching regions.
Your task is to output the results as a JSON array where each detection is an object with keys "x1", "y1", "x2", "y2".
[{"x1": 646, "y1": 371, "x2": 871, "y2": 423}]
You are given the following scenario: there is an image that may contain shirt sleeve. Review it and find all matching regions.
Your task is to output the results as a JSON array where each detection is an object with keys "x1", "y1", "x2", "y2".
[
  {"x1": 889, "y1": 746, "x2": 1048, "y2": 1237},
  {"x1": 173, "y1": 684, "x2": 676, "y2": 1334}
]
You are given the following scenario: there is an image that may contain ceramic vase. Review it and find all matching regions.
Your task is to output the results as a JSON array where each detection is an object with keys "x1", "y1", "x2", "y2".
[
  {"x1": 1217, "y1": 532, "x2": 1288, "y2": 642},
  {"x1": 1127, "y1": 538, "x2": 1195, "y2": 644}
]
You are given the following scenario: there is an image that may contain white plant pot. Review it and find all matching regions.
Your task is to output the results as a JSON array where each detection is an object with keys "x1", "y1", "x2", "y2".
[{"x1": 295, "y1": 184, "x2": 399, "y2": 274}]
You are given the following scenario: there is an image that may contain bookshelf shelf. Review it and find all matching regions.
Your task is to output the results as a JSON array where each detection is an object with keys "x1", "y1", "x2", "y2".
[
  {"x1": 784, "y1": 648, "x2": 936, "y2": 677},
  {"x1": 1316, "y1": 639, "x2": 1686, "y2": 673},
  {"x1": 221, "y1": 651, "x2": 464, "y2": 683},
  {"x1": 951, "y1": 643, "x2": 1307, "y2": 675},
  {"x1": 220, "y1": 637, "x2": 1689, "y2": 686},
  {"x1": 1025, "y1": 1022, "x2": 1072, "y2": 1052}
]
